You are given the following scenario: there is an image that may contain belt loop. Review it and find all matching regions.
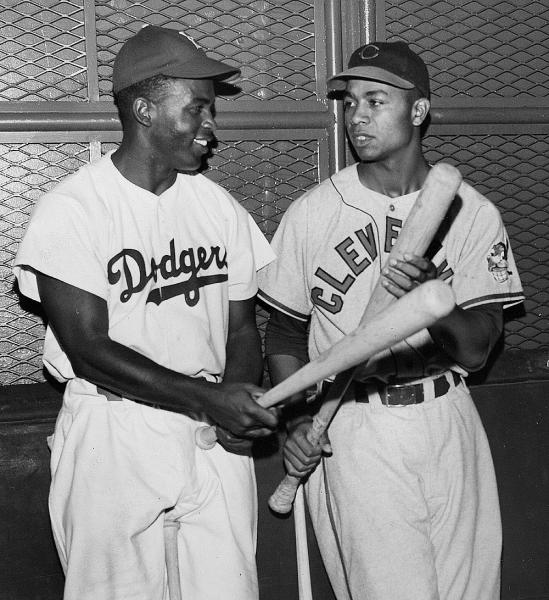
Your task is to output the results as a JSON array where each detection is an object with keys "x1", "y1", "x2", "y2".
[
  {"x1": 449, "y1": 370, "x2": 461, "y2": 389},
  {"x1": 365, "y1": 382, "x2": 384, "y2": 411},
  {"x1": 422, "y1": 377, "x2": 436, "y2": 402}
]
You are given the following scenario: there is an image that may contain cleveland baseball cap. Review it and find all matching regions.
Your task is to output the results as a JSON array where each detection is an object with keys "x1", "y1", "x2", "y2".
[
  {"x1": 328, "y1": 41, "x2": 430, "y2": 99},
  {"x1": 113, "y1": 24, "x2": 241, "y2": 94}
]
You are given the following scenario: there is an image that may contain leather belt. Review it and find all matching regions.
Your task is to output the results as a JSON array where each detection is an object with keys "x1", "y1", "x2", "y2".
[{"x1": 322, "y1": 371, "x2": 461, "y2": 407}]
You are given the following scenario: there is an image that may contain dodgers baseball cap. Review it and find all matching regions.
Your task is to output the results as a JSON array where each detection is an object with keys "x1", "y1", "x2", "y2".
[
  {"x1": 328, "y1": 41, "x2": 430, "y2": 99},
  {"x1": 113, "y1": 24, "x2": 241, "y2": 94}
]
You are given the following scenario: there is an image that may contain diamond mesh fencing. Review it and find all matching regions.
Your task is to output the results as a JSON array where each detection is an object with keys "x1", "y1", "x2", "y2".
[
  {"x1": 0, "y1": 0, "x2": 547, "y2": 385},
  {"x1": 0, "y1": 0, "x2": 88, "y2": 101},
  {"x1": 1, "y1": 0, "x2": 318, "y2": 103},
  {"x1": 424, "y1": 133, "x2": 549, "y2": 350},
  {"x1": 385, "y1": 0, "x2": 549, "y2": 98},
  {"x1": 95, "y1": 0, "x2": 317, "y2": 101},
  {"x1": 0, "y1": 144, "x2": 91, "y2": 384}
]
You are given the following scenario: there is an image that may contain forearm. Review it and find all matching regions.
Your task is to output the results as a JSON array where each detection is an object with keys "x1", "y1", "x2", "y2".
[
  {"x1": 224, "y1": 324, "x2": 263, "y2": 384},
  {"x1": 429, "y1": 304, "x2": 502, "y2": 372},
  {"x1": 67, "y1": 332, "x2": 217, "y2": 414},
  {"x1": 267, "y1": 353, "x2": 312, "y2": 428},
  {"x1": 265, "y1": 307, "x2": 311, "y2": 424}
]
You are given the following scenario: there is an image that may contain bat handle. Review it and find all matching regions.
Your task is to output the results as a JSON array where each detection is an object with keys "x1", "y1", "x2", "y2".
[
  {"x1": 195, "y1": 390, "x2": 269, "y2": 450},
  {"x1": 268, "y1": 414, "x2": 328, "y2": 514},
  {"x1": 195, "y1": 425, "x2": 218, "y2": 449}
]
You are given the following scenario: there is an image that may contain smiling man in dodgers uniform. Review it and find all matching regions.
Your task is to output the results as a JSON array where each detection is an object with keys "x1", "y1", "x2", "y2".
[{"x1": 13, "y1": 25, "x2": 278, "y2": 600}]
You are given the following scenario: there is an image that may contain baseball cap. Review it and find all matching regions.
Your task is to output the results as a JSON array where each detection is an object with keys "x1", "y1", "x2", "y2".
[
  {"x1": 113, "y1": 25, "x2": 241, "y2": 94},
  {"x1": 328, "y1": 41, "x2": 430, "y2": 99}
]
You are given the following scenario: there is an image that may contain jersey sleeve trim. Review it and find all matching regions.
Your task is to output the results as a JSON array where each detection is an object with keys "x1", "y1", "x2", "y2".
[
  {"x1": 257, "y1": 289, "x2": 310, "y2": 322},
  {"x1": 460, "y1": 291, "x2": 525, "y2": 310}
]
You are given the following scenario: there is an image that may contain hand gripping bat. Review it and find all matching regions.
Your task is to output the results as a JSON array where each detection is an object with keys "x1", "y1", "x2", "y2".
[
  {"x1": 268, "y1": 162, "x2": 462, "y2": 513},
  {"x1": 194, "y1": 163, "x2": 461, "y2": 451},
  {"x1": 195, "y1": 280, "x2": 455, "y2": 446}
]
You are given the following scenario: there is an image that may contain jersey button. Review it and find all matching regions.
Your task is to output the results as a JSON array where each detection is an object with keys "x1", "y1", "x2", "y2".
[{"x1": 389, "y1": 204, "x2": 395, "y2": 211}]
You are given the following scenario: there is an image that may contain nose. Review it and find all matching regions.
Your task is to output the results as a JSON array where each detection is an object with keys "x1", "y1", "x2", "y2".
[
  {"x1": 201, "y1": 110, "x2": 216, "y2": 132},
  {"x1": 350, "y1": 103, "x2": 371, "y2": 125}
]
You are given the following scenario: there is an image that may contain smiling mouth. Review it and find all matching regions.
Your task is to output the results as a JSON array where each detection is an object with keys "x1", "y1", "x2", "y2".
[
  {"x1": 353, "y1": 133, "x2": 373, "y2": 143},
  {"x1": 193, "y1": 138, "x2": 209, "y2": 147}
]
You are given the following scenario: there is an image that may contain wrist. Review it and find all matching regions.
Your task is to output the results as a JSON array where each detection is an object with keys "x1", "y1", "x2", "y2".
[{"x1": 286, "y1": 414, "x2": 313, "y2": 433}]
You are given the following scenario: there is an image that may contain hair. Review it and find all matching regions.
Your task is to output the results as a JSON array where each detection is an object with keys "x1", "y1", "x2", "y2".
[
  {"x1": 407, "y1": 86, "x2": 427, "y2": 104},
  {"x1": 114, "y1": 74, "x2": 176, "y2": 127}
]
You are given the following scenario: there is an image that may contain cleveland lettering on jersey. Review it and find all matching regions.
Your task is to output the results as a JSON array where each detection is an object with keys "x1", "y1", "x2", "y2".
[
  {"x1": 107, "y1": 239, "x2": 228, "y2": 306},
  {"x1": 311, "y1": 217, "x2": 453, "y2": 313}
]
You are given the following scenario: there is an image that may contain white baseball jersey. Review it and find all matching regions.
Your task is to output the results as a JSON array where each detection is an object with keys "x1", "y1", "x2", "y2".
[
  {"x1": 15, "y1": 151, "x2": 274, "y2": 388},
  {"x1": 13, "y1": 151, "x2": 275, "y2": 600},
  {"x1": 258, "y1": 162, "x2": 522, "y2": 600},
  {"x1": 258, "y1": 163, "x2": 524, "y2": 378}
]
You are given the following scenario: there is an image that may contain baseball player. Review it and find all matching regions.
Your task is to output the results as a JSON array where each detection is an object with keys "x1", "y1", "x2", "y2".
[
  {"x1": 258, "y1": 41, "x2": 524, "y2": 599},
  {"x1": 13, "y1": 25, "x2": 278, "y2": 600}
]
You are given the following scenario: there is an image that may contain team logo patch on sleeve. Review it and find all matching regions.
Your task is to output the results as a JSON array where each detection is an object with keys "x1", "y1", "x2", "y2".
[{"x1": 486, "y1": 241, "x2": 511, "y2": 283}]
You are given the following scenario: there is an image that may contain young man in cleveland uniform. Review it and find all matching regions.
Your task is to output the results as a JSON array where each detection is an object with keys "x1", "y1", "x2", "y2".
[
  {"x1": 258, "y1": 41, "x2": 524, "y2": 599},
  {"x1": 13, "y1": 25, "x2": 278, "y2": 600}
]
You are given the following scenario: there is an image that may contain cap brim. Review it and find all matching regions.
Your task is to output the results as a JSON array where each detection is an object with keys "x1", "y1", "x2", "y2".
[
  {"x1": 328, "y1": 66, "x2": 415, "y2": 91},
  {"x1": 165, "y1": 56, "x2": 240, "y2": 82}
]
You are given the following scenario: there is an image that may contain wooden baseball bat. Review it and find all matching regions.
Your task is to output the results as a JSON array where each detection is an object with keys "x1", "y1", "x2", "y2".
[
  {"x1": 268, "y1": 162, "x2": 462, "y2": 513},
  {"x1": 164, "y1": 517, "x2": 182, "y2": 600},
  {"x1": 294, "y1": 486, "x2": 313, "y2": 600},
  {"x1": 195, "y1": 163, "x2": 461, "y2": 451},
  {"x1": 196, "y1": 280, "x2": 455, "y2": 451}
]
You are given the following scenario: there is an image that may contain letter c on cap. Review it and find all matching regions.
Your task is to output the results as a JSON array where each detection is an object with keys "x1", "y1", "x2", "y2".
[{"x1": 359, "y1": 44, "x2": 380, "y2": 60}]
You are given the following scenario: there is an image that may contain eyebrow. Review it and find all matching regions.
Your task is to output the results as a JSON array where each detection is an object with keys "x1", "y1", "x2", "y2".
[
  {"x1": 189, "y1": 95, "x2": 215, "y2": 106},
  {"x1": 344, "y1": 88, "x2": 390, "y2": 100}
]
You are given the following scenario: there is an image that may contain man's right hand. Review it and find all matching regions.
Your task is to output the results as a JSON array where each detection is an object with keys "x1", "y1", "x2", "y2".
[
  {"x1": 283, "y1": 418, "x2": 331, "y2": 478},
  {"x1": 207, "y1": 382, "x2": 278, "y2": 439}
]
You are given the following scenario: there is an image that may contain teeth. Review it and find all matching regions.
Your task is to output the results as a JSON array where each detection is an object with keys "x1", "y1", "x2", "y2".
[{"x1": 194, "y1": 138, "x2": 208, "y2": 146}]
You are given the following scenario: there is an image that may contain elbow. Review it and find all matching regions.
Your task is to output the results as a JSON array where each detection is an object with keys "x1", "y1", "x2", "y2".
[
  {"x1": 69, "y1": 352, "x2": 100, "y2": 382},
  {"x1": 454, "y1": 337, "x2": 495, "y2": 373},
  {"x1": 61, "y1": 336, "x2": 109, "y2": 383}
]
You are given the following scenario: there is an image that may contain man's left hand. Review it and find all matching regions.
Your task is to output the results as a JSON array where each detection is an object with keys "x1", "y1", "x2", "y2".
[
  {"x1": 215, "y1": 426, "x2": 254, "y2": 455},
  {"x1": 380, "y1": 253, "x2": 437, "y2": 298}
]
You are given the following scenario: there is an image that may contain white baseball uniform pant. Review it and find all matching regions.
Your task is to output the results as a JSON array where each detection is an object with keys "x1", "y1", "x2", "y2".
[
  {"x1": 48, "y1": 391, "x2": 259, "y2": 600},
  {"x1": 306, "y1": 375, "x2": 501, "y2": 600}
]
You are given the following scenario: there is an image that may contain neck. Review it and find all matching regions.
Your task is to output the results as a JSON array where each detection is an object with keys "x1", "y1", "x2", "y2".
[
  {"x1": 111, "y1": 138, "x2": 177, "y2": 196},
  {"x1": 357, "y1": 152, "x2": 430, "y2": 198}
]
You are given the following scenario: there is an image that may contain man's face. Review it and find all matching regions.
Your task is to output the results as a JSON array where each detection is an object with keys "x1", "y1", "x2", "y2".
[
  {"x1": 148, "y1": 78, "x2": 216, "y2": 173},
  {"x1": 343, "y1": 79, "x2": 417, "y2": 163}
]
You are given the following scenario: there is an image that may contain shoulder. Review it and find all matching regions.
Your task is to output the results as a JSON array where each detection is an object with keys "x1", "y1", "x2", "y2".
[
  {"x1": 283, "y1": 164, "x2": 358, "y2": 220},
  {"x1": 451, "y1": 180, "x2": 502, "y2": 227},
  {"x1": 32, "y1": 157, "x2": 113, "y2": 222},
  {"x1": 177, "y1": 172, "x2": 246, "y2": 215}
]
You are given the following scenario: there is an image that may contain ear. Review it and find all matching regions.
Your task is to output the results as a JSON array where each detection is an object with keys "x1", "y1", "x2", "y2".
[
  {"x1": 132, "y1": 97, "x2": 153, "y2": 127},
  {"x1": 411, "y1": 97, "x2": 430, "y2": 127}
]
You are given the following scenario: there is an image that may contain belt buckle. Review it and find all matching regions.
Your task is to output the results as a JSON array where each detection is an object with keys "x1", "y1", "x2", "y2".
[{"x1": 382, "y1": 382, "x2": 424, "y2": 406}]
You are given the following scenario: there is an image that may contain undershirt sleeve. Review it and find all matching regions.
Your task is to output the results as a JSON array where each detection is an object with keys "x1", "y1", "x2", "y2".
[{"x1": 264, "y1": 306, "x2": 310, "y2": 363}]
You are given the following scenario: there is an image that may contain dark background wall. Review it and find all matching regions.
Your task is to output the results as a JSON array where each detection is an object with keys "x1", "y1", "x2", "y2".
[{"x1": 0, "y1": 1, "x2": 548, "y2": 599}]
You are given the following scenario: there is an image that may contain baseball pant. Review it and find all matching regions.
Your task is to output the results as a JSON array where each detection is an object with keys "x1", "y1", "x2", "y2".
[
  {"x1": 48, "y1": 389, "x2": 259, "y2": 600},
  {"x1": 306, "y1": 376, "x2": 501, "y2": 600}
]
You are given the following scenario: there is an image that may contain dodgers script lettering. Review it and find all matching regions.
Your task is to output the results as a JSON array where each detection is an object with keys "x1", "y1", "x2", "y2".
[{"x1": 107, "y1": 239, "x2": 228, "y2": 306}]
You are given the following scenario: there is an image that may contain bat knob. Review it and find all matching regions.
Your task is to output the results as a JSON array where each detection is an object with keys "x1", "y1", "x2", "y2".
[
  {"x1": 195, "y1": 425, "x2": 218, "y2": 449},
  {"x1": 268, "y1": 475, "x2": 301, "y2": 514}
]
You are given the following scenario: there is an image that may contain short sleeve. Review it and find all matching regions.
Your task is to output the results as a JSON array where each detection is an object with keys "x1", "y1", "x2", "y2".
[
  {"x1": 257, "y1": 198, "x2": 312, "y2": 321},
  {"x1": 450, "y1": 202, "x2": 524, "y2": 309},
  {"x1": 247, "y1": 213, "x2": 276, "y2": 271},
  {"x1": 13, "y1": 192, "x2": 107, "y2": 302},
  {"x1": 224, "y1": 201, "x2": 261, "y2": 301}
]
